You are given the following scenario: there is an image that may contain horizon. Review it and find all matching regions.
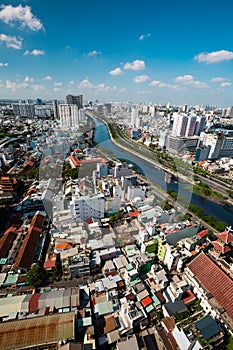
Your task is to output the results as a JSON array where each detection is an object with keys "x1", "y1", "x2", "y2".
[{"x1": 0, "y1": 0, "x2": 233, "y2": 106}]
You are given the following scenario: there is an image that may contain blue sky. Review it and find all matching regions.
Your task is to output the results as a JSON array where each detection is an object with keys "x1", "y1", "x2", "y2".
[{"x1": 0, "y1": 0, "x2": 233, "y2": 106}]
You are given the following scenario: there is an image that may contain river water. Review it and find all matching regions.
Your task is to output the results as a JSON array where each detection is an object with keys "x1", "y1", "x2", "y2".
[{"x1": 93, "y1": 117, "x2": 233, "y2": 226}]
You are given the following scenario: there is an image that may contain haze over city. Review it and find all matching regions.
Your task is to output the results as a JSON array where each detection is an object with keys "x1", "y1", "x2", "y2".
[{"x1": 0, "y1": 0, "x2": 233, "y2": 106}]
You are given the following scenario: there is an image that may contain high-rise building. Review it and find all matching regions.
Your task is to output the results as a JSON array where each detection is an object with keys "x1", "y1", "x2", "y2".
[
  {"x1": 185, "y1": 115, "x2": 197, "y2": 137},
  {"x1": 171, "y1": 113, "x2": 188, "y2": 137},
  {"x1": 53, "y1": 99, "x2": 60, "y2": 119},
  {"x1": 65, "y1": 94, "x2": 83, "y2": 108},
  {"x1": 104, "y1": 103, "x2": 112, "y2": 114},
  {"x1": 131, "y1": 107, "x2": 138, "y2": 127},
  {"x1": 13, "y1": 102, "x2": 35, "y2": 118},
  {"x1": 195, "y1": 116, "x2": 206, "y2": 136},
  {"x1": 59, "y1": 104, "x2": 79, "y2": 128}
]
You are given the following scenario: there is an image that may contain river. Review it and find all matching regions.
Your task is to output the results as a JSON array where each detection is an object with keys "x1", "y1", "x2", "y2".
[{"x1": 92, "y1": 117, "x2": 233, "y2": 226}]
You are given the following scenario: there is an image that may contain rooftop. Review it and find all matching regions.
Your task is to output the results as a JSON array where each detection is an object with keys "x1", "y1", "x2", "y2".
[{"x1": 188, "y1": 252, "x2": 233, "y2": 319}]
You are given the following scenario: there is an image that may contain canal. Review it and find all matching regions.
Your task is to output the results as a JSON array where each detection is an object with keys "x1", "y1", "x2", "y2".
[{"x1": 93, "y1": 116, "x2": 233, "y2": 226}]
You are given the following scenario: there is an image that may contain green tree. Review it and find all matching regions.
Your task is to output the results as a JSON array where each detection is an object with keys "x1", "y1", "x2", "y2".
[{"x1": 25, "y1": 264, "x2": 48, "y2": 287}]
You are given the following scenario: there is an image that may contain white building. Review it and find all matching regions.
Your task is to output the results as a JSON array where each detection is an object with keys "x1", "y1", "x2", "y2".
[
  {"x1": 172, "y1": 113, "x2": 188, "y2": 137},
  {"x1": 59, "y1": 104, "x2": 79, "y2": 128},
  {"x1": 131, "y1": 107, "x2": 138, "y2": 127},
  {"x1": 71, "y1": 194, "x2": 105, "y2": 222}
]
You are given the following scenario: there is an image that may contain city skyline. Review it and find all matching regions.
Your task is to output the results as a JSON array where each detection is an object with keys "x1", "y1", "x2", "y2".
[{"x1": 0, "y1": 0, "x2": 233, "y2": 106}]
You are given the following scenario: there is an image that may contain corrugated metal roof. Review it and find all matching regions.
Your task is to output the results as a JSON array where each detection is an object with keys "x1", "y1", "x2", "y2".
[
  {"x1": 20, "y1": 294, "x2": 32, "y2": 313},
  {"x1": 0, "y1": 295, "x2": 26, "y2": 317},
  {"x1": 0, "y1": 312, "x2": 75, "y2": 350},
  {"x1": 71, "y1": 288, "x2": 80, "y2": 307}
]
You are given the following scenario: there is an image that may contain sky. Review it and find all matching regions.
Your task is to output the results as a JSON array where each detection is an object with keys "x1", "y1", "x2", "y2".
[{"x1": 0, "y1": 0, "x2": 233, "y2": 106}]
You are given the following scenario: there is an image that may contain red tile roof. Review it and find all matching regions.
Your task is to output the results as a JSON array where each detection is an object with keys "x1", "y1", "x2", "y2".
[
  {"x1": 141, "y1": 296, "x2": 153, "y2": 307},
  {"x1": 182, "y1": 290, "x2": 196, "y2": 305},
  {"x1": 212, "y1": 241, "x2": 231, "y2": 254},
  {"x1": 188, "y1": 252, "x2": 233, "y2": 318},
  {"x1": 197, "y1": 229, "x2": 209, "y2": 238},
  {"x1": 14, "y1": 213, "x2": 46, "y2": 269},
  {"x1": 215, "y1": 231, "x2": 233, "y2": 244},
  {"x1": 69, "y1": 155, "x2": 80, "y2": 167},
  {"x1": 44, "y1": 260, "x2": 56, "y2": 269}
]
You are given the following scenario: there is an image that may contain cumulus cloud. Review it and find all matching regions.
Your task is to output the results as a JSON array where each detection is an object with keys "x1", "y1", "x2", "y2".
[
  {"x1": 86, "y1": 50, "x2": 101, "y2": 56},
  {"x1": 149, "y1": 79, "x2": 183, "y2": 90},
  {"x1": 210, "y1": 77, "x2": 226, "y2": 83},
  {"x1": 139, "y1": 33, "x2": 151, "y2": 40},
  {"x1": 174, "y1": 74, "x2": 209, "y2": 88},
  {"x1": 134, "y1": 75, "x2": 150, "y2": 83},
  {"x1": 149, "y1": 80, "x2": 161, "y2": 86},
  {"x1": 194, "y1": 50, "x2": 233, "y2": 64},
  {"x1": 78, "y1": 79, "x2": 124, "y2": 93},
  {"x1": 123, "y1": 59, "x2": 146, "y2": 71},
  {"x1": 109, "y1": 67, "x2": 123, "y2": 76},
  {"x1": 24, "y1": 75, "x2": 34, "y2": 83},
  {"x1": 78, "y1": 79, "x2": 94, "y2": 89},
  {"x1": 0, "y1": 62, "x2": 8, "y2": 67},
  {"x1": 175, "y1": 75, "x2": 194, "y2": 83},
  {"x1": 24, "y1": 49, "x2": 45, "y2": 56},
  {"x1": 5, "y1": 79, "x2": 28, "y2": 90},
  {"x1": 0, "y1": 33, "x2": 22, "y2": 49},
  {"x1": 220, "y1": 81, "x2": 231, "y2": 87},
  {"x1": 43, "y1": 75, "x2": 52, "y2": 81},
  {"x1": 0, "y1": 4, "x2": 44, "y2": 31}
]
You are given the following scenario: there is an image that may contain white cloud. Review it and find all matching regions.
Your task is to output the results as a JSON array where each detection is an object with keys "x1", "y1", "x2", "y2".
[
  {"x1": 78, "y1": 79, "x2": 124, "y2": 93},
  {"x1": 0, "y1": 62, "x2": 8, "y2": 67},
  {"x1": 78, "y1": 79, "x2": 95, "y2": 89},
  {"x1": 0, "y1": 33, "x2": 22, "y2": 49},
  {"x1": 24, "y1": 49, "x2": 45, "y2": 56},
  {"x1": 220, "y1": 81, "x2": 231, "y2": 87},
  {"x1": 134, "y1": 75, "x2": 150, "y2": 83},
  {"x1": 175, "y1": 75, "x2": 194, "y2": 83},
  {"x1": 87, "y1": 50, "x2": 101, "y2": 57},
  {"x1": 174, "y1": 74, "x2": 209, "y2": 88},
  {"x1": 5, "y1": 79, "x2": 28, "y2": 90},
  {"x1": 123, "y1": 59, "x2": 146, "y2": 71},
  {"x1": 31, "y1": 84, "x2": 44, "y2": 91},
  {"x1": 24, "y1": 75, "x2": 34, "y2": 83},
  {"x1": 149, "y1": 80, "x2": 160, "y2": 86},
  {"x1": 150, "y1": 79, "x2": 184, "y2": 90},
  {"x1": 188, "y1": 80, "x2": 209, "y2": 88},
  {"x1": 210, "y1": 77, "x2": 226, "y2": 83},
  {"x1": 43, "y1": 75, "x2": 52, "y2": 81},
  {"x1": 68, "y1": 80, "x2": 75, "y2": 86},
  {"x1": 0, "y1": 4, "x2": 44, "y2": 31},
  {"x1": 139, "y1": 33, "x2": 151, "y2": 40},
  {"x1": 54, "y1": 82, "x2": 63, "y2": 87},
  {"x1": 109, "y1": 67, "x2": 123, "y2": 76},
  {"x1": 194, "y1": 50, "x2": 233, "y2": 64}
]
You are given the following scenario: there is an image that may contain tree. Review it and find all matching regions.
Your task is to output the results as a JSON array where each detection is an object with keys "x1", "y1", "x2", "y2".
[{"x1": 25, "y1": 264, "x2": 48, "y2": 287}]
